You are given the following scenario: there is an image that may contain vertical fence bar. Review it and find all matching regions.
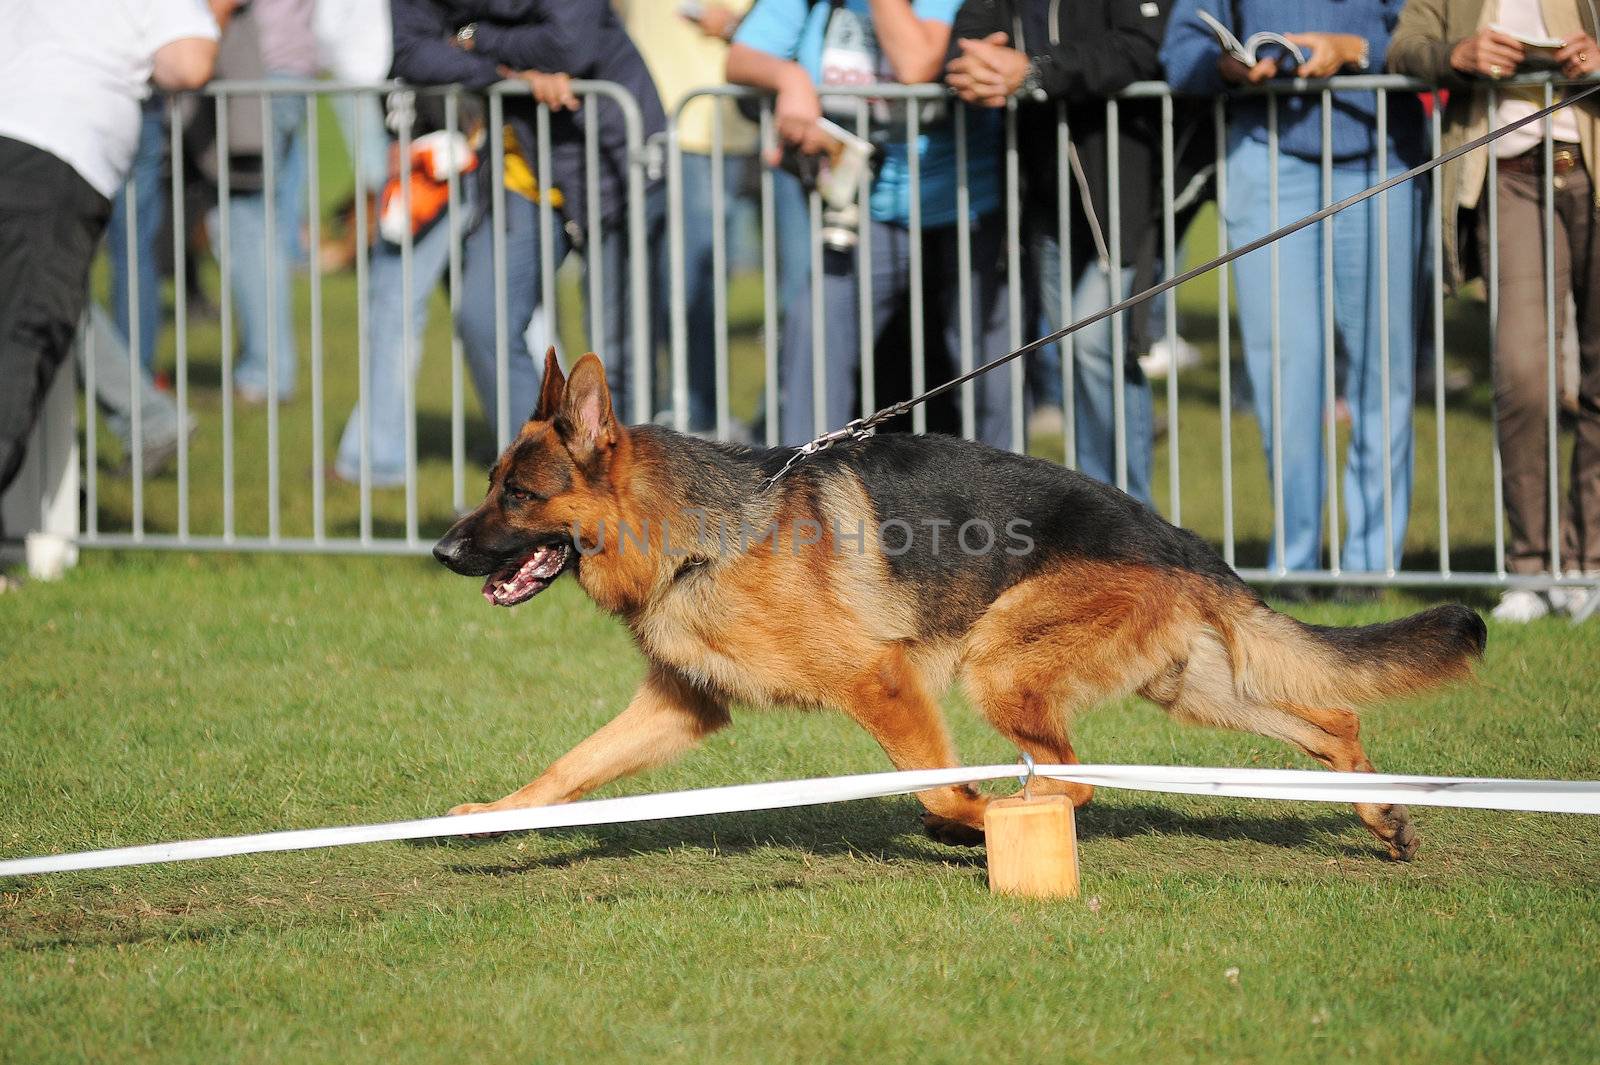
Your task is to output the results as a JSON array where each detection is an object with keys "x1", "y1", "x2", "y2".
[
  {"x1": 1107, "y1": 99, "x2": 1126, "y2": 490},
  {"x1": 955, "y1": 103, "x2": 975, "y2": 440},
  {"x1": 535, "y1": 102, "x2": 557, "y2": 434},
  {"x1": 1161, "y1": 91, "x2": 1180, "y2": 522},
  {"x1": 1487, "y1": 86, "x2": 1505, "y2": 577},
  {"x1": 307, "y1": 93, "x2": 325, "y2": 543},
  {"x1": 169, "y1": 96, "x2": 189, "y2": 540},
  {"x1": 353, "y1": 93, "x2": 372, "y2": 543},
  {"x1": 623, "y1": 90, "x2": 650, "y2": 428},
  {"x1": 669, "y1": 103, "x2": 689, "y2": 432},
  {"x1": 1004, "y1": 105, "x2": 1024, "y2": 452},
  {"x1": 83, "y1": 276, "x2": 98, "y2": 540},
  {"x1": 808, "y1": 177, "x2": 825, "y2": 438},
  {"x1": 1059, "y1": 103, "x2": 1075, "y2": 467},
  {"x1": 217, "y1": 94, "x2": 236, "y2": 542},
  {"x1": 490, "y1": 92, "x2": 510, "y2": 450},
  {"x1": 261, "y1": 92, "x2": 280, "y2": 542},
  {"x1": 1377, "y1": 90, "x2": 1394, "y2": 576},
  {"x1": 1430, "y1": 97, "x2": 1449, "y2": 575},
  {"x1": 399, "y1": 93, "x2": 418, "y2": 544},
  {"x1": 711, "y1": 103, "x2": 731, "y2": 439},
  {"x1": 124, "y1": 158, "x2": 144, "y2": 540},
  {"x1": 1267, "y1": 93, "x2": 1285, "y2": 574},
  {"x1": 759, "y1": 99, "x2": 779, "y2": 447},
  {"x1": 1321, "y1": 91, "x2": 1339, "y2": 575},
  {"x1": 586, "y1": 94, "x2": 605, "y2": 382},
  {"x1": 1215, "y1": 97, "x2": 1234, "y2": 568},
  {"x1": 446, "y1": 90, "x2": 466, "y2": 512},
  {"x1": 856, "y1": 98, "x2": 875, "y2": 419},
  {"x1": 908, "y1": 100, "x2": 927, "y2": 436},
  {"x1": 1541, "y1": 81, "x2": 1559, "y2": 578}
]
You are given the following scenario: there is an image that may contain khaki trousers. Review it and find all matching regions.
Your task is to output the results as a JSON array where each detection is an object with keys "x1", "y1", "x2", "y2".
[{"x1": 1485, "y1": 161, "x2": 1600, "y2": 575}]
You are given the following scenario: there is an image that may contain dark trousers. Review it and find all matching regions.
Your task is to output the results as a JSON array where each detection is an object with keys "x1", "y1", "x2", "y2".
[
  {"x1": 1486, "y1": 161, "x2": 1600, "y2": 575},
  {"x1": 0, "y1": 137, "x2": 111, "y2": 499}
]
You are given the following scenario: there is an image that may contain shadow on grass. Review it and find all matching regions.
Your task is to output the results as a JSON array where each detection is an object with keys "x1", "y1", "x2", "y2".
[
  {"x1": 5, "y1": 800, "x2": 1377, "y2": 952},
  {"x1": 427, "y1": 795, "x2": 1363, "y2": 879}
]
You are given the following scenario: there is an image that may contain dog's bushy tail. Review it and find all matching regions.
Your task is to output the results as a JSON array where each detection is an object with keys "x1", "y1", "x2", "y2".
[{"x1": 1223, "y1": 600, "x2": 1487, "y2": 711}]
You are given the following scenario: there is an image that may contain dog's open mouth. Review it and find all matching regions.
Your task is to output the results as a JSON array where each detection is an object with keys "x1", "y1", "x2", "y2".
[{"x1": 482, "y1": 543, "x2": 572, "y2": 607}]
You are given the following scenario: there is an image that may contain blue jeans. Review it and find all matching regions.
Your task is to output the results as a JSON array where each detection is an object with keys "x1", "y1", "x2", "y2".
[
  {"x1": 675, "y1": 152, "x2": 745, "y2": 431},
  {"x1": 771, "y1": 168, "x2": 811, "y2": 323},
  {"x1": 779, "y1": 213, "x2": 1014, "y2": 448},
  {"x1": 1225, "y1": 133, "x2": 1424, "y2": 572},
  {"x1": 108, "y1": 99, "x2": 166, "y2": 371},
  {"x1": 457, "y1": 185, "x2": 663, "y2": 437},
  {"x1": 1033, "y1": 234, "x2": 1151, "y2": 505},
  {"x1": 330, "y1": 93, "x2": 389, "y2": 197},
  {"x1": 333, "y1": 214, "x2": 456, "y2": 486},
  {"x1": 226, "y1": 77, "x2": 307, "y2": 397}
]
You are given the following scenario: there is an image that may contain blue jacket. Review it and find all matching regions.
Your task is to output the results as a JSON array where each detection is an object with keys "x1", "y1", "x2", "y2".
[
  {"x1": 389, "y1": 0, "x2": 665, "y2": 233},
  {"x1": 1159, "y1": 0, "x2": 1425, "y2": 163}
]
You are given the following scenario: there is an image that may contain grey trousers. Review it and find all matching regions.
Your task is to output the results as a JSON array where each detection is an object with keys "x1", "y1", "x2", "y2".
[{"x1": 1487, "y1": 162, "x2": 1600, "y2": 575}]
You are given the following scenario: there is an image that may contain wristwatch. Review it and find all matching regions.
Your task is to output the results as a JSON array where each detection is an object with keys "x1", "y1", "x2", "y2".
[{"x1": 454, "y1": 22, "x2": 477, "y2": 49}]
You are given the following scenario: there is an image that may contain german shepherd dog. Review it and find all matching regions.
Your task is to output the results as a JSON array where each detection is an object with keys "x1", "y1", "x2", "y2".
[{"x1": 433, "y1": 351, "x2": 1487, "y2": 860}]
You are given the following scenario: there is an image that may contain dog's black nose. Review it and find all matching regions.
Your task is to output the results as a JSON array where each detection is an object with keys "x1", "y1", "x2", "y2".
[{"x1": 432, "y1": 536, "x2": 467, "y2": 569}]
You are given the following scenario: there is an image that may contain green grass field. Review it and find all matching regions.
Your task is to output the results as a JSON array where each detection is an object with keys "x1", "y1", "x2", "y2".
[
  {"x1": 2, "y1": 555, "x2": 1599, "y2": 1063},
  {"x1": 4, "y1": 122, "x2": 1598, "y2": 1062}
]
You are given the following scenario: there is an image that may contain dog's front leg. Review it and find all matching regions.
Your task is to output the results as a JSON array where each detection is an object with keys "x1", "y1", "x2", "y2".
[{"x1": 448, "y1": 666, "x2": 729, "y2": 815}]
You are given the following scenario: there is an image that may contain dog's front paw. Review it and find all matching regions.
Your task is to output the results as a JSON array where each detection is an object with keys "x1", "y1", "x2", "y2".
[
  {"x1": 921, "y1": 812, "x2": 986, "y2": 847},
  {"x1": 447, "y1": 801, "x2": 494, "y2": 817}
]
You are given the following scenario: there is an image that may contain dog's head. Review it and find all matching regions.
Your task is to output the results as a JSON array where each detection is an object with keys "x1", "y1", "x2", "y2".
[{"x1": 432, "y1": 349, "x2": 620, "y2": 607}]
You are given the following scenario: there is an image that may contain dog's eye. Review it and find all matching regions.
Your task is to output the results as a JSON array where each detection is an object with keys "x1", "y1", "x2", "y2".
[{"x1": 503, "y1": 485, "x2": 540, "y2": 505}]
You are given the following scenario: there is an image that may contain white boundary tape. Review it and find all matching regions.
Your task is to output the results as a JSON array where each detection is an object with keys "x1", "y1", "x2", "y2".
[{"x1": 2, "y1": 764, "x2": 1598, "y2": 878}]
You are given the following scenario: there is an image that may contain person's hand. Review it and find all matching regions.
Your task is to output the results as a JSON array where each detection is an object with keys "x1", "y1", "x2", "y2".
[
  {"x1": 1556, "y1": 33, "x2": 1600, "y2": 78},
  {"x1": 1219, "y1": 53, "x2": 1278, "y2": 84},
  {"x1": 770, "y1": 66, "x2": 829, "y2": 164},
  {"x1": 209, "y1": 0, "x2": 243, "y2": 31},
  {"x1": 945, "y1": 33, "x2": 1028, "y2": 107},
  {"x1": 1283, "y1": 32, "x2": 1367, "y2": 77},
  {"x1": 687, "y1": 2, "x2": 741, "y2": 40},
  {"x1": 498, "y1": 66, "x2": 580, "y2": 111},
  {"x1": 1450, "y1": 27, "x2": 1526, "y2": 78}
]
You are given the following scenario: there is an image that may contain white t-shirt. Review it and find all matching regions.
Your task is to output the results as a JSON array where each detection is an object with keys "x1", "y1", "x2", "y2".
[
  {"x1": 1492, "y1": 0, "x2": 1582, "y2": 157},
  {"x1": 0, "y1": 0, "x2": 219, "y2": 198},
  {"x1": 314, "y1": 0, "x2": 391, "y2": 83}
]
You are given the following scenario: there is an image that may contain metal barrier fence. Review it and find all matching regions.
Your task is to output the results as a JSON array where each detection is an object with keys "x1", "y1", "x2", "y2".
[{"x1": 19, "y1": 72, "x2": 1596, "y2": 594}]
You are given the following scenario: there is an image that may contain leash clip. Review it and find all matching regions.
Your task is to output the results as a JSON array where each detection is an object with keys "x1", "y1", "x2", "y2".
[{"x1": 758, "y1": 418, "x2": 876, "y2": 492}]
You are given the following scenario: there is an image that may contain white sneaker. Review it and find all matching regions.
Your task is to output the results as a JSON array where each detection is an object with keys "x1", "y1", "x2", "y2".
[
  {"x1": 1139, "y1": 336, "x2": 1202, "y2": 379},
  {"x1": 1491, "y1": 589, "x2": 1551, "y2": 623},
  {"x1": 1549, "y1": 570, "x2": 1600, "y2": 619}
]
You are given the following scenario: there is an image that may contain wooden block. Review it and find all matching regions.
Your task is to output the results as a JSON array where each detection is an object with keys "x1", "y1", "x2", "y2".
[{"x1": 984, "y1": 794, "x2": 1080, "y2": 899}]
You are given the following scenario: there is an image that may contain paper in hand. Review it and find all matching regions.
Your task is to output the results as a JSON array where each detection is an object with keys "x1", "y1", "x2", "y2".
[{"x1": 1197, "y1": 9, "x2": 1308, "y2": 67}]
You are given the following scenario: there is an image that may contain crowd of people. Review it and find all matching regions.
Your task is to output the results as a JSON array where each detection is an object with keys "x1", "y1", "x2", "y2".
[{"x1": 0, "y1": 0, "x2": 1596, "y2": 621}]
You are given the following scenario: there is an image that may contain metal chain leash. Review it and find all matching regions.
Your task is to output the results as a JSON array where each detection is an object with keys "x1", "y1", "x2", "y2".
[{"x1": 761, "y1": 80, "x2": 1600, "y2": 492}]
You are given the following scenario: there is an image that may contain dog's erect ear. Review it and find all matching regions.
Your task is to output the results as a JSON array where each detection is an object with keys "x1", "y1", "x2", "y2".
[
  {"x1": 531, "y1": 347, "x2": 565, "y2": 422},
  {"x1": 555, "y1": 353, "x2": 618, "y2": 467}
]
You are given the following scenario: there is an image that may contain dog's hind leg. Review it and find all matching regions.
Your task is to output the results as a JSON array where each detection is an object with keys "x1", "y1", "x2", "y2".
[
  {"x1": 1144, "y1": 630, "x2": 1418, "y2": 861},
  {"x1": 843, "y1": 645, "x2": 991, "y2": 846},
  {"x1": 961, "y1": 565, "x2": 1192, "y2": 810},
  {"x1": 448, "y1": 665, "x2": 729, "y2": 815},
  {"x1": 963, "y1": 679, "x2": 1096, "y2": 809}
]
